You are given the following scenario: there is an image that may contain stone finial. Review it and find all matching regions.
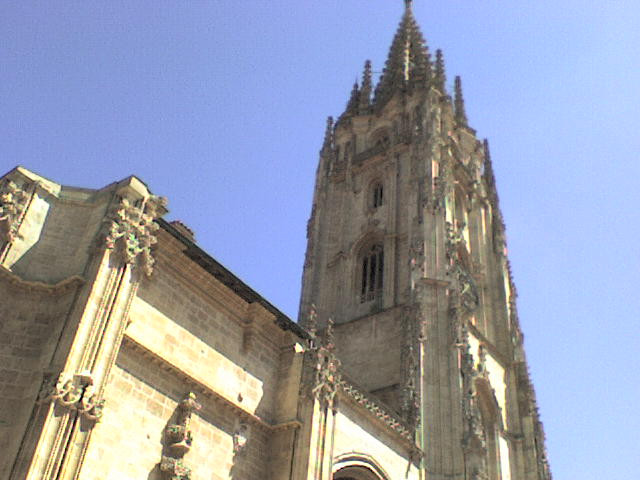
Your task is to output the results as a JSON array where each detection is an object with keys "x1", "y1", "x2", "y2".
[
  {"x1": 358, "y1": 60, "x2": 372, "y2": 112},
  {"x1": 454, "y1": 76, "x2": 468, "y2": 126},
  {"x1": 434, "y1": 49, "x2": 446, "y2": 92}
]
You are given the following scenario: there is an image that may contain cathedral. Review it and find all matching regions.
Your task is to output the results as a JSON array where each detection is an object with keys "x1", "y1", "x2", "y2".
[{"x1": 0, "y1": 2, "x2": 551, "y2": 479}]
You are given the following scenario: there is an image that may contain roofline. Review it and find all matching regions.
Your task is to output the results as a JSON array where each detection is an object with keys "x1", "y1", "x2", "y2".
[{"x1": 158, "y1": 218, "x2": 310, "y2": 341}]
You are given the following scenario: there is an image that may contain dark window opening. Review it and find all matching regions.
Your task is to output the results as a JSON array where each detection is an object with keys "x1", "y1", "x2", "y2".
[
  {"x1": 360, "y1": 245, "x2": 384, "y2": 303},
  {"x1": 372, "y1": 183, "x2": 383, "y2": 208}
]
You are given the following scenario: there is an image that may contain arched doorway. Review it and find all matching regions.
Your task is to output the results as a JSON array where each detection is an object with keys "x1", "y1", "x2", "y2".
[
  {"x1": 333, "y1": 465, "x2": 381, "y2": 480},
  {"x1": 332, "y1": 454, "x2": 389, "y2": 480}
]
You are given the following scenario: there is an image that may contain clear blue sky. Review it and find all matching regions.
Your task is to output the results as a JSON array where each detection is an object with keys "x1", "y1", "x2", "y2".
[{"x1": 2, "y1": 1, "x2": 639, "y2": 479}]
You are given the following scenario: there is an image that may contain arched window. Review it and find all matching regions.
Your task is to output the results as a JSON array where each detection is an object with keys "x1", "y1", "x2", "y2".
[
  {"x1": 372, "y1": 182, "x2": 383, "y2": 208},
  {"x1": 360, "y1": 244, "x2": 383, "y2": 302}
]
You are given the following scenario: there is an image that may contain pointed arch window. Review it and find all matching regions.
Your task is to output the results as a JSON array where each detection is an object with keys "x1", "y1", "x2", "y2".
[{"x1": 360, "y1": 244, "x2": 384, "y2": 302}]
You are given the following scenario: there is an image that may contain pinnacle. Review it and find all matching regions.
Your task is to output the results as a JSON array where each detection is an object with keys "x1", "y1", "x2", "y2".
[
  {"x1": 454, "y1": 76, "x2": 468, "y2": 126},
  {"x1": 373, "y1": 4, "x2": 432, "y2": 106},
  {"x1": 345, "y1": 81, "x2": 360, "y2": 115},
  {"x1": 433, "y1": 49, "x2": 446, "y2": 93},
  {"x1": 359, "y1": 60, "x2": 373, "y2": 112},
  {"x1": 321, "y1": 117, "x2": 334, "y2": 153}
]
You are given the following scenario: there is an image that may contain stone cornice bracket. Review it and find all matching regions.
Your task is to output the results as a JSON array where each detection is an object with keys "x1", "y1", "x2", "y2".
[
  {"x1": 0, "y1": 178, "x2": 32, "y2": 255},
  {"x1": 37, "y1": 372, "x2": 105, "y2": 423},
  {"x1": 99, "y1": 177, "x2": 168, "y2": 278},
  {"x1": 160, "y1": 392, "x2": 201, "y2": 480}
]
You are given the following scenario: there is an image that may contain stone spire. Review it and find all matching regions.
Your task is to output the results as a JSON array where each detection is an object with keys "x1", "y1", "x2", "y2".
[
  {"x1": 373, "y1": 1, "x2": 432, "y2": 106},
  {"x1": 345, "y1": 80, "x2": 360, "y2": 115},
  {"x1": 321, "y1": 116, "x2": 334, "y2": 155},
  {"x1": 433, "y1": 49, "x2": 446, "y2": 92},
  {"x1": 483, "y1": 139, "x2": 507, "y2": 255},
  {"x1": 454, "y1": 76, "x2": 468, "y2": 126},
  {"x1": 358, "y1": 60, "x2": 373, "y2": 112}
]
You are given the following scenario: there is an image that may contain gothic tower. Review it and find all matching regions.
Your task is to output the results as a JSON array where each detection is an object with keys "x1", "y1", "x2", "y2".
[{"x1": 300, "y1": 3, "x2": 551, "y2": 479}]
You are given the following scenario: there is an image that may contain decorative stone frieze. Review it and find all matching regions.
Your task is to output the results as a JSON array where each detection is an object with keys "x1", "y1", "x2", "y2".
[
  {"x1": 160, "y1": 392, "x2": 201, "y2": 480},
  {"x1": 0, "y1": 179, "x2": 30, "y2": 245},
  {"x1": 338, "y1": 378, "x2": 413, "y2": 442},
  {"x1": 101, "y1": 194, "x2": 166, "y2": 277}
]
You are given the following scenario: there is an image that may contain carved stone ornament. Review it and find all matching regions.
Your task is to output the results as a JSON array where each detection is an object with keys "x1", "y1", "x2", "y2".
[
  {"x1": 311, "y1": 345, "x2": 341, "y2": 408},
  {"x1": 401, "y1": 343, "x2": 420, "y2": 430},
  {"x1": 445, "y1": 222, "x2": 479, "y2": 313},
  {"x1": 160, "y1": 457, "x2": 191, "y2": 480},
  {"x1": 102, "y1": 194, "x2": 166, "y2": 277},
  {"x1": 165, "y1": 392, "x2": 201, "y2": 456},
  {"x1": 37, "y1": 373, "x2": 104, "y2": 422},
  {"x1": 0, "y1": 179, "x2": 30, "y2": 245},
  {"x1": 78, "y1": 387, "x2": 105, "y2": 421},
  {"x1": 432, "y1": 155, "x2": 449, "y2": 212},
  {"x1": 457, "y1": 330, "x2": 487, "y2": 453},
  {"x1": 308, "y1": 313, "x2": 342, "y2": 409},
  {"x1": 160, "y1": 392, "x2": 200, "y2": 480},
  {"x1": 232, "y1": 421, "x2": 250, "y2": 455}
]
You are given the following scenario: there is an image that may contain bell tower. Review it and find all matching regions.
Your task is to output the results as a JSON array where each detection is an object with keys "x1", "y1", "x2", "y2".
[{"x1": 300, "y1": 3, "x2": 551, "y2": 480}]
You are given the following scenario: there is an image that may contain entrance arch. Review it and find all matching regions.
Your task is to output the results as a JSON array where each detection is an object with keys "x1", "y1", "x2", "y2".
[{"x1": 332, "y1": 454, "x2": 389, "y2": 480}]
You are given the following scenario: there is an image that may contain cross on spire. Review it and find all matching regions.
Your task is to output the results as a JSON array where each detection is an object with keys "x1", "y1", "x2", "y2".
[{"x1": 404, "y1": 0, "x2": 413, "y2": 11}]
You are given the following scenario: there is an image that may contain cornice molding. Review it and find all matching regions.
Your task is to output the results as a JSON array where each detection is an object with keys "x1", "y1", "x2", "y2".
[{"x1": 0, "y1": 266, "x2": 84, "y2": 294}]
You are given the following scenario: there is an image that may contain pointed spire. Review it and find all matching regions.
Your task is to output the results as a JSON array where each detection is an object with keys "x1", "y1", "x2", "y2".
[
  {"x1": 374, "y1": 3, "x2": 432, "y2": 106},
  {"x1": 483, "y1": 139, "x2": 507, "y2": 255},
  {"x1": 433, "y1": 49, "x2": 446, "y2": 92},
  {"x1": 483, "y1": 139, "x2": 495, "y2": 191},
  {"x1": 454, "y1": 76, "x2": 468, "y2": 126},
  {"x1": 321, "y1": 117, "x2": 334, "y2": 154},
  {"x1": 358, "y1": 60, "x2": 372, "y2": 112},
  {"x1": 345, "y1": 80, "x2": 360, "y2": 115}
]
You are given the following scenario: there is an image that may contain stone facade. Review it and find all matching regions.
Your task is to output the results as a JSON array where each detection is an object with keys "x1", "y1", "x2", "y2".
[{"x1": 0, "y1": 4, "x2": 550, "y2": 480}]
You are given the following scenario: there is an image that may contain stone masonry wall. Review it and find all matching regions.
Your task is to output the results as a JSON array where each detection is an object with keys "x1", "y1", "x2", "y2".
[
  {"x1": 81, "y1": 345, "x2": 271, "y2": 480},
  {"x1": 0, "y1": 278, "x2": 77, "y2": 479},
  {"x1": 78, "y1": 232, "x2": 288, "y2": 479}
]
